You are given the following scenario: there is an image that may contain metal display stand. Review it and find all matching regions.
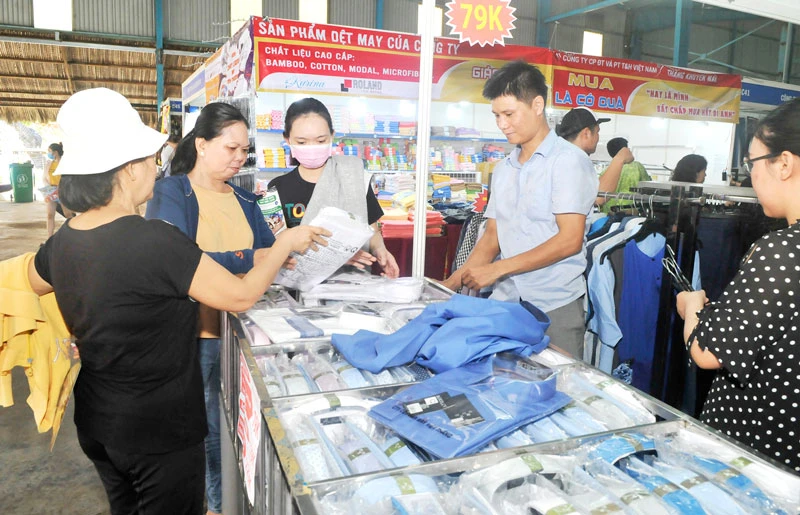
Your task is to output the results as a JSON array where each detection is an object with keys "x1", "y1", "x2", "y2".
[{"x1": 219, "y1": 281, "x2": 799, "y2": 514}]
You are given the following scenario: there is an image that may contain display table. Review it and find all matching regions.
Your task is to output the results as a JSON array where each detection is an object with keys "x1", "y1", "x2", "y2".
[{"x1": 218, "y1": 285, "x2": 800, "y2": 515}]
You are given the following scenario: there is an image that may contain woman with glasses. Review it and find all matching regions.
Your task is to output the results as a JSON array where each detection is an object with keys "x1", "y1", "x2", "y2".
[{"x1": 676, "y1": 98, "x2": 800, "y2": 473}]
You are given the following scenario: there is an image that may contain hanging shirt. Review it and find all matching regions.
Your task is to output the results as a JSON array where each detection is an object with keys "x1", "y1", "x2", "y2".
[{"x1": 616, "y1": 233, "x2": 665, "y2": 393}]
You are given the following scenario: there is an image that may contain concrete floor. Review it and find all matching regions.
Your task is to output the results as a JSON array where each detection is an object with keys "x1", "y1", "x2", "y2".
[{"x1": 0, "y1": 197, "x2": 110, "y2": 514}]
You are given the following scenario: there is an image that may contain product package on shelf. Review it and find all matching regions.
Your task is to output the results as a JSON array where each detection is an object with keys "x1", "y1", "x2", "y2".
[
  {"x1": 246, "y1": 304, "x2": 392, "y2": 345},
  {"x1": 306, "y1": 421, "x2": 800, "y2": 515},
  {"x1": 253, "y1": 343, "x2": 433, "y2": 397},
  {"x1": 300, "y1": 270, "x2": 425, "y2": 304},
  {"x1": 256, "y1": 186, "x2": 285, "y2": 234},
  {"x1": 274, "y1": 206, "x2": 374, "y2": 291}
]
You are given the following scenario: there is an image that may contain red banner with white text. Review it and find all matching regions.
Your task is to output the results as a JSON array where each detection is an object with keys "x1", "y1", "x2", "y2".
[
  {"x1": 253, "y1": 17, "x2": 551, "y2": 103},
  {"x1": 551, "y1": 51, "x2": 741, "y2": 122}
]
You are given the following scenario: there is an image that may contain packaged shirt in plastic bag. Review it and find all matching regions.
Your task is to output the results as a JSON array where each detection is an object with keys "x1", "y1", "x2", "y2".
[{"x1": 369, "y1": 357, "x2": 570, "y2": 459}]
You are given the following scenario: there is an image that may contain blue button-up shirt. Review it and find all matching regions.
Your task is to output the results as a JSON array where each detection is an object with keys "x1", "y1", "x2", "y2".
[{"x1": 485, "y1": 130, "x2": 598, "y2": 312}]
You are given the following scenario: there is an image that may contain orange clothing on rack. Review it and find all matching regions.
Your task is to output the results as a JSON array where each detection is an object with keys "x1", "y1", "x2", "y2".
[{"x1": 0, "y1": 253, "x2": 71, "y2": 433}]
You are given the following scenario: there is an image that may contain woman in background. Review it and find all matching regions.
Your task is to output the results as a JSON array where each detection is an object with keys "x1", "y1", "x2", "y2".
[
  {"x1": 671, "y1": 153, "x2": 707, "y2": 183},
  {"x1": 43, "y1": 142, "x2": 73, "y2": 237},
  {"x1": 268, "y1": 97, "x2": 400, "y2": 278},
  {"x1": 676, "y1": 98, "x2": 800, "y2": 472}
]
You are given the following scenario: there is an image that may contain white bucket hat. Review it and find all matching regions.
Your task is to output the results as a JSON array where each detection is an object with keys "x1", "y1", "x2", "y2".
[{"x1": 54, "y1": 88, "x2": 167, "y2": 176}]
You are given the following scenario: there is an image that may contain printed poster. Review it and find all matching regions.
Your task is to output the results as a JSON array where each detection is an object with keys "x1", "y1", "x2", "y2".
[{"x1": 237, "y1": 349, "x2": 260, "y2": 504}]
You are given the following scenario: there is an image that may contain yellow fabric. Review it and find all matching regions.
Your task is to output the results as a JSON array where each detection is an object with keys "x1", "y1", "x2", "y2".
[
  {"x1": 47, "y1": 160, "x2": 60, "y2": 186},
  {"x1": 193, "y1": 184, "x2": 254, "y2": 252},
  {"x1": 0, "y1": 253, "x2": 71, "y2": 433}
]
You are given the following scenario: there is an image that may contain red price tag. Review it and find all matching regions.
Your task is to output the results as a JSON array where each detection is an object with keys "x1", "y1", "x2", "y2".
[{"x1": 445, "y1": 0, "x2": 517, "y2": 47}]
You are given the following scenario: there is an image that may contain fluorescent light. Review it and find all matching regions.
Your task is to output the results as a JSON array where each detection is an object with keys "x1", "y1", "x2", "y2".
[
  {"x1": 33, "y1": 0, "x2": 72, "y2": 31},
  {"x1": 418, "y1": 4, "x2": 443, "y2": 37},
  {"x1": 300, "y1": 0, "x2": 328, "y2": 24},
  {"x1": 582, "y1": 31, "x2": 603, "y2": 57}
]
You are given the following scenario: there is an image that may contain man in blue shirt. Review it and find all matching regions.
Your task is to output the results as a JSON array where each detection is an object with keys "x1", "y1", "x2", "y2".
[{"x1": 443, "y1": 60, "x2": 598, "y2": 357}]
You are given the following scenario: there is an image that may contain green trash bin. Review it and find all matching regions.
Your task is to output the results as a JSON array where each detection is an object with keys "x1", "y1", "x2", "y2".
[{"x1": 10, "y1": 162, "x2": 34, "y2": 203}]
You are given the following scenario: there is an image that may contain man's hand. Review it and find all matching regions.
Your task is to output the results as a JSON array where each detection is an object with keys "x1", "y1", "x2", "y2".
[
  {"x1": 461, "y1": 263, "x2": 502, "y2": 290},
  {"x1": 615, "y1": 146, "x2": 634, "y2": 165}
]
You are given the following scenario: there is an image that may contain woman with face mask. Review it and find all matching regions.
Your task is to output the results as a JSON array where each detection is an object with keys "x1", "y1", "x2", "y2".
[{"x1": 268, "y1": 97, "x2": 400, "y2": 278}]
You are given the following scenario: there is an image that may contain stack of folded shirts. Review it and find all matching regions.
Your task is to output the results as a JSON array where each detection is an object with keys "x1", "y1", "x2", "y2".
[
  {"x1": 408, "y1": 208, "x2": 445, "y2": 235},
  {"x1": 270, "y1": 110, "x2": 284, "y2": 130},
  {"x1": 255, "y1": 113, "x2": 270, "y2": 130},
  {"x1": 262, "y1": 147, "x2": 286, "y2": 168},
  {"x1": 376, "y1": 190, "x2": 394, "y2": 208},
  {"x1": 379, "y1": 207, "x2": 409, "y2": 221},
  {"x1": 392, "y1": 190, "x2": 416, "y2": 209},
  {"x1": 398, "y1": 121, "x2": 416, "y2": 136},
  {"x1": 450, "y1": 180, "x2": 467, "y2": 202},
  {"x1": 384, "y1": 174, "x2": 415, "y2": 194},
  {"x1": 466, "y1": 182, "x2": 485, "y2": 201},
  {"x1": 455, "y1": 127, "x2": 482, "y2": 138}
]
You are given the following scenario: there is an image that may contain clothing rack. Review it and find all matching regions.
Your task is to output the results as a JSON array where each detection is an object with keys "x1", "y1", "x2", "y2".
[
  {"x1": 597, "y1": 189, "x2": 760, "y2": 206},
  {"x1": 595, "y1": 186, "x2": 698, "y2": 406}
]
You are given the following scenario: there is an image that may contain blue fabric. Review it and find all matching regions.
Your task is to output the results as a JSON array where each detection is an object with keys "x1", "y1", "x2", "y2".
[
  {"x1": 368, "y1": 357, "x2": 570, "y2": 459},
  {"x1": 588, "y1": 215, "x2": 610, "y2": 238},
  {"x1": 585, "y1": 217, "x2": 644, "y2": 370},
  {"x1": 485, "y1": 131, "x2": 598, "y2": 312},
  {"x1": 687, "y1": 456, "x2": 787, "y2": 514},
  {"x1": 145, "y1": 174, "x2": 275, "y2": 274},
  {"x1": 617, "y1": 234, "x2": 665, "y2": 393},
  {"x1": 331, "y1": 295, "x2": 551, "y2": 374},
  {"x1": 623, "y1": 458, "x2": 706, "y2": 515},
  {"x1": 199, "y1": 338, "x2": 222, "y2": 513},
  {"x1": 652, "y1": 460, "x2": 747, "y2": 515}
]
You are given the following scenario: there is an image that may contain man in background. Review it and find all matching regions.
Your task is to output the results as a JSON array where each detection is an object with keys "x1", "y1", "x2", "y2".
[
  {"x1": 557, "y1": 107, "x2": 635, "y2": 207},
  {"x1": 599, "y1": 137, "x2": 651, "y2": 212}
]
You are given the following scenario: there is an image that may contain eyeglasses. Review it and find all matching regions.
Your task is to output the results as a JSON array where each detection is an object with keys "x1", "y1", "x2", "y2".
[{"x1": 741, "y1": 152, "x2": 780, "y2": 176}]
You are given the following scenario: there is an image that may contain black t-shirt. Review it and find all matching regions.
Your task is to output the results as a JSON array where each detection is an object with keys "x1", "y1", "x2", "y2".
[
  {"x1": 35, "y1": 216, "x2": 206, "y2": 454},
  {"x1": 267, "y1": 167, "x2": 384, "y2": 228}
]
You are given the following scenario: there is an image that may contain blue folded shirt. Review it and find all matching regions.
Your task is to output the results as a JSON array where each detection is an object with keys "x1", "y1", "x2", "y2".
[{"x1": 332, "y1": 294, "x2": 551, "y2": 374}]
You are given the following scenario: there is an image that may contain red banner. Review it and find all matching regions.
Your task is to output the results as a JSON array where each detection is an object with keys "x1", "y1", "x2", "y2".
[
  {"x1": 551, "y1": 51, "x2": 741, "y2": 122},
  {"x1": 253, "y1": 17, "x2": 550, "y2": 103}
]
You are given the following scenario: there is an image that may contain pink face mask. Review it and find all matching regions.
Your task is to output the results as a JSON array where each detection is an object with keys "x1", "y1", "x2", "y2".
[{"x1": 290, "y1": 144, "x2": 332, "y2": 169}]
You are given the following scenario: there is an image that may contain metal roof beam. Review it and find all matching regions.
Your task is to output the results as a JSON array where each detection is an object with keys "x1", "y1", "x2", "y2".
[
  {"x1": 634, "y1": 6, "x2": 759, "y2": 33},
  {"x1": 155, "y1": 0, "x2": 165, "y2": 107},
  {"x1": 544, "y1": 0, "x2": 630, "y2": 24},
  {"x1": 688, "y1": 18, "x2": 775, "y2": 65},
  {"x1": 0, "y1": 90, "x2": 156, "y2": 101},
  {"x1": 0, "y1": 73, "x2": 182, "y2": 87},
  {"x1": 0, "y1": 56, "x2": 193, "y2": 73},
  {"x1": 0, "y1": 35, "x2": 212, "y2": 57},
  {"x1": 779, "y1": 23, "x2": 794, "y2": 82},
  {"x1": 674, "y1": 0, "x2": 692, "y2": 66}
]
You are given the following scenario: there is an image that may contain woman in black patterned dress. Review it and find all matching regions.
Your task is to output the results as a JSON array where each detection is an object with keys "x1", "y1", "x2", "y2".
[{"x1": 677, "y1": 98, "x2": 800, "y2": 473}]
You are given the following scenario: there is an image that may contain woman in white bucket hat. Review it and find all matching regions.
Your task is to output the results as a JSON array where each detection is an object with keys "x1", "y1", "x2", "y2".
[{"x1": 26, "y1": 88, "x2": 329, "y2": 515}]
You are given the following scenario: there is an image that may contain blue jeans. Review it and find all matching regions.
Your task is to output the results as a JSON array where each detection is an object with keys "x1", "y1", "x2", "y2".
[{"x1": 199, "y1": 338, "x2": 222, "y2": 513}]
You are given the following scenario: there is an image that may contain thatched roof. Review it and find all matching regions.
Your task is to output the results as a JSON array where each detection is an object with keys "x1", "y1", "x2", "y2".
[{"x1": 0, "y1": 27, "x2": 216, "y2": 127}]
